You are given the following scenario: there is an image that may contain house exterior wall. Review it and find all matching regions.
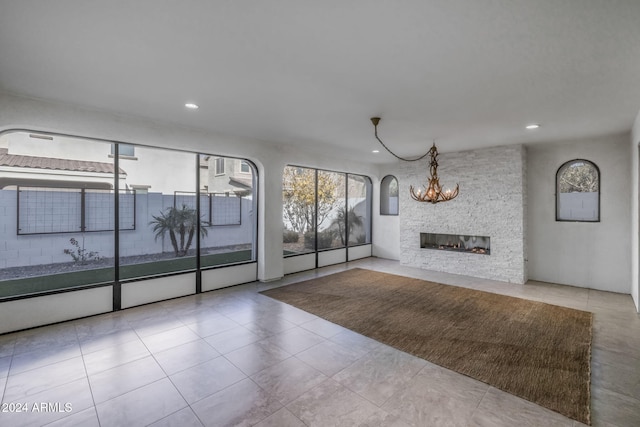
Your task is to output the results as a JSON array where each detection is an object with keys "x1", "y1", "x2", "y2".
[
  {"x1": 2, "y1": 132, "x2": 108, "y2": 162},
  {"x1": 527, "y1": 134, "x2": 631, "y2": 293},
  {"x1": 0, "y1": 131, "x2": 198, "y2": 194},
  {"x1": 398, "y1": 145, "x2": 527, "y2": 284},
  {"x1": 206, "y1": 157, "x2": 253, "y2": 193}
]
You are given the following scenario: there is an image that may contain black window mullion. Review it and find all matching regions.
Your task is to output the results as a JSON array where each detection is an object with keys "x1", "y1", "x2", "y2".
[
  {"x1": 113, "y1": 144, "x2": 121, "y2": 310},
  {"x1": 80, "y1": 188, "x2": 86, "y2": 232},
  {"x1": 345, "y1": 174, "x2": 349, "y2": 261},
  {"x1": 196, "y1": 154, "x2": 202, "y2": 293},
  {"x1": 314, "y1": 169, "x2": 319, "y2": 267}
]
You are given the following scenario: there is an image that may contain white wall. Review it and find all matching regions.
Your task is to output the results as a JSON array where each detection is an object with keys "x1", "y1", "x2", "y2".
[
  {"x1": 527, "y1": 134, "x2": 631, "y2": 293},
  {"x1": 631, "y1": 110, "x2": 640, "y2": 311},
  {"x1": 374, "y1": 215, "x2": 400, "y2": 260},
  {"x1": 0, "y1": 287, "x2": 113, "y2": 334},
  {"x1": 372, "y1": 166, "x2": 400, "y2": 260},
  {"x1": 122, "y1": 273, "x2": 195, "y2": 309},
  {"x1": 399, "y1": 145, "x2": 527, "y2": 284}
]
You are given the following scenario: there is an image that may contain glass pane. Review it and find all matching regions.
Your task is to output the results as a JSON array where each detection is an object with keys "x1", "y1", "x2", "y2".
[
  {"x1": 557, "y1": 160, "x2": 599, "y2": 221},
  {"x1": 317, "y1": 171, "x2": 346, "y2": 250},
  {"x1": 111, "y1": 143, "x2": 135, "y2": 157},
  {"x1": 119, "y1": 146, "x2": 197, "y2": 279},
  {"x1": 389, "y1": 177, "x2": 398, "y2": 213},
  {"x1": 200, "y1": 155, "x2": 256, "y2": 267},
  {"x1": 282, "y1": 166, "x2": 316, "y2": 255},
  {"x1": 0, "y1": 131, "x2": 115, "y2": 298},
  {"x1": 348, "y1": 175, "x2": 372, "y2": 245},
  {"x1": 215, "y1": 158, "x2": 225, "y2": 175}
]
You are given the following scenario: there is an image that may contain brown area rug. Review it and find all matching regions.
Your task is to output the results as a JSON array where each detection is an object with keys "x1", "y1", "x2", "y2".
[{"x1": 261, "y1": 268, "x2": 592, "y2": 424}]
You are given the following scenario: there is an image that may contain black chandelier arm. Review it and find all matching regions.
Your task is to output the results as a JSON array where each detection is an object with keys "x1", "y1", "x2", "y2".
[{"x1": 372, "y1": 120, "x2": 432, "y2": 162}]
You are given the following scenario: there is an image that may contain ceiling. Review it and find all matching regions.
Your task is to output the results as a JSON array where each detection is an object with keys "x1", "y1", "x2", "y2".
[{"x1": 1, "y1": 1, "x2": 639, "y2": 163}]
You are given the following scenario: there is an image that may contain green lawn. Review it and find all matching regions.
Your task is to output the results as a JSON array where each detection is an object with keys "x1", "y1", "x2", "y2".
[{"x1": 0, "y1": 250, "x2": 253, "y2": 298}]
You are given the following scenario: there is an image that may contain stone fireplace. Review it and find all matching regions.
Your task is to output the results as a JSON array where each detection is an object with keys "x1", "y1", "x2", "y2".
[{"x1": 398, "y1": 144, "x2": 527, "y2": 284}]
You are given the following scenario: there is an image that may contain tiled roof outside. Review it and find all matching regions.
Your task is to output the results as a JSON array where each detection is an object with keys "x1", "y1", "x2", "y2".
[
  {"x1": 0, "y1": 148, "x2": 126, "y2": 174},
  {"x1": 229, "y1": 175, "x2": 253, "y2": 189}
]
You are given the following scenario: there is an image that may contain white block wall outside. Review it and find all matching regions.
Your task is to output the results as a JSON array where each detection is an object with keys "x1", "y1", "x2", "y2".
[
  {"x1": 0, "y1": 190, "x2": 253, "y2": 268},
  {"x1": 399, "y1": 145, "x2": 527, "y2": 284}
]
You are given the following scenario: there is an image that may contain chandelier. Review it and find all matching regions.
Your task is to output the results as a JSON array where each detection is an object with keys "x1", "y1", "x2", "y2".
[
  {"x1": 371, "y1": 117, "x2": 459, "y2": 204},
  {"x1": 408, "y1": 142, "x2": 459, "y2": 203}
]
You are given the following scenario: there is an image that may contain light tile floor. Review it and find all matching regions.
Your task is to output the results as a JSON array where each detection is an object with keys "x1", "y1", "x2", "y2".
[{"x1": 0, "y1": 258, "x2": 639, "y2": 426}]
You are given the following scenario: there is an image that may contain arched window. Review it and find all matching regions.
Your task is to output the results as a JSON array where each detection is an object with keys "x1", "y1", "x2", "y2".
[
  {"x1": 556, "y1": 159, "x2": 600, "y2": 222},
  {"x1": 282, "y1": 166, "x2": 372, "y2": 256},
  {"x1": 380, "y1": 175, "x2": 399, "y2": 215},
  {"x1": 0, "y1": 130, "x2": 259, "y2": 300}
]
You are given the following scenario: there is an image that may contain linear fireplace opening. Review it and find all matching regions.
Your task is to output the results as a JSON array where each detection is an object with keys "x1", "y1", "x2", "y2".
[{"x1": 420, "y1": 233, "x2": 490, "y2": 255}]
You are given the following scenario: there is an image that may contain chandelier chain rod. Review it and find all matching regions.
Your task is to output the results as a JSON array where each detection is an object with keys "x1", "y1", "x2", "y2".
[
  {"x1": 371, "y1": 117, "x2": 459, "y2": 203},
  {"x1": 373, "y1": 123, "x2": 432, "y2": 162}
]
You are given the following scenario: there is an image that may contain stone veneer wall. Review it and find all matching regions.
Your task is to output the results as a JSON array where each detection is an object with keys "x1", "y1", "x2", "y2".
[{"x1": 398, "y1": 144, "x2": 527, "y2": 283}]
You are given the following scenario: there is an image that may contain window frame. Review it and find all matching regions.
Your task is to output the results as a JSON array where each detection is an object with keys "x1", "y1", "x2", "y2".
[
  {"x1": 0, "y1": 129, "x2": 259, "y2": 302},
  {"x1": 380, "y1": 175, "x2": 399, "y2": 216},
  {"x1": 215, "y1": 158, "x2": 225, "y2": 175},
  {"x1": 282, "y1": 165, "x2": 373, "y2": 258},
  {"x1": 240, "y1": 161, "x2": 251, "y2": 174},
  {"x1": 555, "y1": 159, "x2": 600, "y2": 223},
  {"x1": 110, "y1": 143, "x2": 136, "y2": 158},
  {"x1": 347, "y1": 173, "x2": 373, "y2": 246}
]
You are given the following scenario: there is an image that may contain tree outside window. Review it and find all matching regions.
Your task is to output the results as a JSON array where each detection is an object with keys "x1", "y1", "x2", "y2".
[{"x1": 282, "y1": 167, "x2": 340, "y2": 254}]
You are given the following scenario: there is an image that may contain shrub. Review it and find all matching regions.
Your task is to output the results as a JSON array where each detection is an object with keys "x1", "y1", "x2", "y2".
[
  {"x1": 149, "y1": 205, "x2": 208, "y2": 257},
  {"x1": 283, "y1": 230, "x2": 299, "y2": 243},
  {"x1": 63, "y1": 237, "x2": 101, "y2": 264},
  {"x1": 304, "y1": 231, "x2": 334, "y2": 250}
]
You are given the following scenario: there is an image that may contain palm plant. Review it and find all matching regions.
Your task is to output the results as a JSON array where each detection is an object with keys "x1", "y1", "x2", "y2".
[
  {"x1": 149, "y1": 204, "x2": 208, "y2": 257},
  {"x1": 331, "y1": 206, "x2": 364, "y2": 246}
]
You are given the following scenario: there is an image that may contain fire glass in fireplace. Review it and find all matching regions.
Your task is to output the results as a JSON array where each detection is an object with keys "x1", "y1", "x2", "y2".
[{"x1": 420, "y1": 233, "x2": 490, "y2": 255}]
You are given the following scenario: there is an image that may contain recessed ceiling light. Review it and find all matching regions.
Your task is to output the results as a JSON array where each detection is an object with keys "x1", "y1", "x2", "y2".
[
  {"x1": 372, "y1": 150, "x2": 380, "y2": 153},
  {"x1": 525, "y1": 124, "x2": 540, "y2": 130},
  {"x1": 29, "y1": 133, "x2": 53, "y2": 140},
  {"x1": 185, "y1": 103, "x2": 199, "y2": 110}
]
